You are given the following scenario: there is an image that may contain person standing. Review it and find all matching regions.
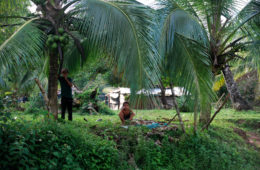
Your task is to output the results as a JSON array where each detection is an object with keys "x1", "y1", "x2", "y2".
[{"x1": 59, "y1": 68, "x2": 73, "y2": 121}]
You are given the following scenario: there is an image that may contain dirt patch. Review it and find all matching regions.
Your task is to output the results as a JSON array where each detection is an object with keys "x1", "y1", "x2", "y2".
[
  {"x1": 247, "y1": 132, "x2": 260, "y2": 148},
  {"x1": 233, "y1": 128, "x2": 260, "y2": 150},
  {"x1": 89, "y1": 119, "x2": 181, "y2": 147},
  {"x1": 236, "y1": 119, "x2": 246, "y2": 125},
  {"x1": 232, "y1": 119, "x2": 260, "y2": 132},
  {"x1": 233, "y1": 128, "x2": 248, "y2": 141}
]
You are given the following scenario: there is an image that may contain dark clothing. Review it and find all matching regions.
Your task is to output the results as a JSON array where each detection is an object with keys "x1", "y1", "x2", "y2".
[
  {"x1": 124, "y1": 112, "x2": 132, "y2": 120},
  {"x1": 59, "y1": 76, "x2": 73, "y2": 120},
  {"x1": 58, "y1": 77, "x2": 73, "y2": 98},
  {"x1": 61, "y1": 97, "x2": 73, "y2": 121}
]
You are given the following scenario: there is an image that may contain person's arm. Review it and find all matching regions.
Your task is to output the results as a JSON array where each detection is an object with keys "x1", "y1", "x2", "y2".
[
  {"x1": 64, "y1": 77, "x2": 73, "y2": 87},
  {"x1": 119, "y1": 111, "x2": 125, "y2": 125},
  {"x1": 129, "y1": 110, "x2": 135, "y2": 120}
]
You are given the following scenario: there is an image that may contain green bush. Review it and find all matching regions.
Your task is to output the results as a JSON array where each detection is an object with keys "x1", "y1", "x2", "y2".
[
  {"x1": 29, "y1": 95, "x2": 46, "y2": 109},
  {"x1": 0, "y1": 113, "x2": 120, "y2": 169},
  {"x1": 159, "y1": 134, "x2": 258, "y2": 170},
  {"x1": 130, "y1": 131, "x2": 259, "y2": 170},
  {"x1": 0, "y1": 112, "x2": 259, "y2": 170},
  {"x1": 77, "y1": 88, "x2": 114, "y2": 115},
  {"x1": 19, "y1": 98, "x2": 48, "y2": 118},
  {"x1": 80, "y1": 102, "x2": 114, "y2": 115},
  {"x1": 76, "y1": 88, "x2": 96, "y2": 104},
  {"x1": 97, "y1": 102, "x2": 115, "y2": 115},
  {"x1": 90, "y1": 124, "x2": 259, "y2": 170}
]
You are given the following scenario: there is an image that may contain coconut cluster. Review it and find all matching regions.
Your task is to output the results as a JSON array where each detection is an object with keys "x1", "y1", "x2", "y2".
[{"x1": 46, "y1": 28, "x2": 69, "y2": 50}]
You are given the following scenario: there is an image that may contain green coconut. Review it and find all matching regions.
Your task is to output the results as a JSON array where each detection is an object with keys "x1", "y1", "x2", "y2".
[
  {"x1": 48, "y1": 36, "x2": 54, "y2": 42},
  {"x1": 58, "y1": 28, "x2": 64, "y2": 34},
  {"x1": 59, "y1": 36, "x2": 66, "y2": 43},
  {"x1": 46, "y1": 40, "x2": 51, "y2": 47},
  {"x1": 63, "y1": 33, "x2": 69, "y2": 39},
  {"x1": 51, "y1": 43, "x2": 58, "y2": 49},
  {"x1": 54, "y1": 35, "x2": 60, "y2": 41}
]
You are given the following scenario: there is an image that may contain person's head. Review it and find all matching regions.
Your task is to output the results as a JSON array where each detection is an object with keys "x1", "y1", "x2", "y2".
[
  {"x1": 123, "y1": 101, "x2": 130, "y2": 109},
  {"x1": 61, "y1": 68, "x2": 69, "y2": 77}
]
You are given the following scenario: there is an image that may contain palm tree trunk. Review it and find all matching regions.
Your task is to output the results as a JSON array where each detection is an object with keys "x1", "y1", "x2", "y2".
[
  {"x1": 199, "y1": 104, "x2": 211, "y2": 125},
  {"x1": 48, "y1": 52, "x2": 59, "y2": 119},
  {"x1": 222, "y1": 65, "x2": 252, "y2": 110}
]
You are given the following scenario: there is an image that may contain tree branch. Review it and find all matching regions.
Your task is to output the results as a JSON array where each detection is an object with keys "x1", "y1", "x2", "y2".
[
  {"x1": 170, "y1": 83, "x2": 186, "y2": 133},
  {"x1": 217, "y1": 17, "x2": 231, "y2": 37},
  {"x1": 34, "y1": 78, "x2": 49, "y2": 111},
  {"x1": 221, "y1": 36, "x2": 246, "y2": 54},
  {"x1": 202, "y1": 94, "x2": 230, "y2": 131}
]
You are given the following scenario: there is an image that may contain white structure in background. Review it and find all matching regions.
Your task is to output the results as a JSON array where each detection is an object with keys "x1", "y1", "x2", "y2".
[
  {"x1": 105, "y1": 87, "x2": 184, "y2": 110},
  {"x1": 105, "y1": 88, "x2": 131, "y2": 110},
  {"x1": 137, "y1": 87, "x2": 184, "y2": 96}
]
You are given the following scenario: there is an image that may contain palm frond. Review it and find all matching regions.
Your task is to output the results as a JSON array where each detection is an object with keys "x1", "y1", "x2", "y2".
[
  {"x1": 158, "y1": 0, "x2": 209, "y2": 47},
  {"x1": 0, "y1": 18, "x2": 47, "y2": 69},
  {"x1": 20, "y1": 70, "x2": 34, "y2": 88},
  {"x1": 0, "y1": 0, "x2": 29, "y2": 13},
  {"x1": 66, "y1": 0, "x2": 160, "y2": 98},
  {"x1": 0, "y1": 76, "x2": 7, "y2": 89},
  {"x1": 163, "y1": 33, "x2": 215, "y2": 112}
]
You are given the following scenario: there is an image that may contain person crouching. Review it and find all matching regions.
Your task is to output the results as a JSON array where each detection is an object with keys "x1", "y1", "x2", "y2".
[{"x1": 119, "y1": 102, "x2": 135, "y2": 125}]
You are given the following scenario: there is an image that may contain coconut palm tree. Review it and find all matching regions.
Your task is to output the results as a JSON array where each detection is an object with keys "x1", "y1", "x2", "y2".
[
  {"x1": 0, "y1": 0, "x2": 159, "y2": 119},
  {"x1": 157, "y1": 1, "x2": 215, "y2": 124},
  {"x1": 158, "y1": 0, "x2": 260, "y2": 112}
]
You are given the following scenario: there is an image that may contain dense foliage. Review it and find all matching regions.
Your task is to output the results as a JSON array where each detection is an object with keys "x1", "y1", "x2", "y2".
[
  {"x1": 0, "y1": 0, "x2": 259, "y2": 169},
  {"x1": 0, "y1": 112, "x2": 119, "y2": 169},
  {"x1": 0, "y1": 111, "x2": 259, "y2": 170}
]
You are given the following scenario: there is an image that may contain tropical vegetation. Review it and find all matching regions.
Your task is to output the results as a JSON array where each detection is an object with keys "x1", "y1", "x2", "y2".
[{"x1": 0, "y1": 0, "x2": 260, "y2": 169}]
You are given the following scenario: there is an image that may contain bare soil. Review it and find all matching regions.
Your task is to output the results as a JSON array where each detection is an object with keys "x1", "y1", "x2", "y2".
[{"x1": 233, "y1": 127, "x2": 260, "y2": 150}]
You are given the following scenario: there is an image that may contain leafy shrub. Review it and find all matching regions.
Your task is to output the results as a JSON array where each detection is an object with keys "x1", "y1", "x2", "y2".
[
  {"x1": 97, "y1": 102, "x2": 115, "y2": 115},
  {"x1": 77, "y1": 88, "x2": 114, "y2": 115},
  {"x1": 19, "y1": 98, "x2": 48, "y2": 118},
  {"x1": 0, "y1": 114, "x2": 120, "y2": 169},
  {"x1": 98, "y1": 125, "x2": 259, "y2": 170},
  {"x1": 1, "y1": 112, "x2": 259, "y2": 170},
  {"x1": 134, "y1": 138, "x2": 162, "y2": 169},
  {"x1": 160, "y1": 133, "x2": 259, "y2": 170},
  {"x1": 76, "y1": 88, "x2": 96, "y2": 104},
  {"x1": 29, "y1": 95, "x2": 46, "y2": 109},
  {"x1": 80, "y1": 102, "x2": 114, "y2": 115}
]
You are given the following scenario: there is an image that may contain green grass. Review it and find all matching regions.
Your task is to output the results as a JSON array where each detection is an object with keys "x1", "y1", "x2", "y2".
[{"x1": 17, "y1": 108, "x2": 260, "y2": 133}]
